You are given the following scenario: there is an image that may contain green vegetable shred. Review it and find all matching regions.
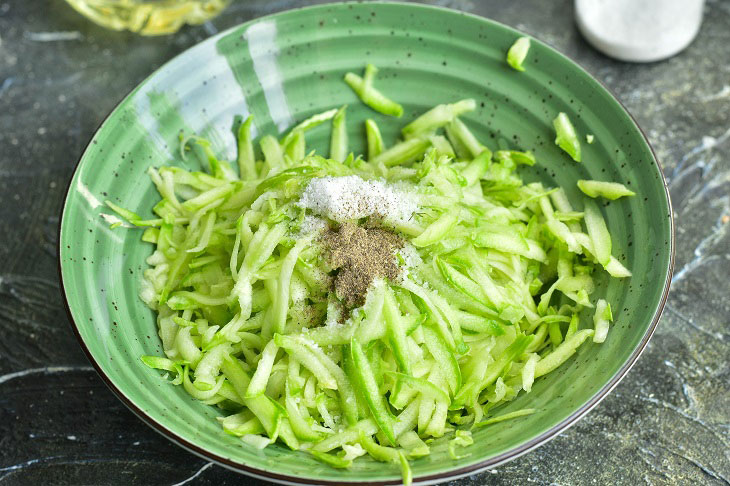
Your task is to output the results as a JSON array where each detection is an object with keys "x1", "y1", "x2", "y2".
[
  {"x1": 578, "y1": 179, "x2": 636, "y2": 200},
  {"x1": 507, "y1": 36, "x2": 531, "y2": 71},
  {"x1": 345, "y1": 64, "x2": 404, "y2": 117},
  {"x1": 553, "y1": 112, "x2": 581, "y2": 162}
]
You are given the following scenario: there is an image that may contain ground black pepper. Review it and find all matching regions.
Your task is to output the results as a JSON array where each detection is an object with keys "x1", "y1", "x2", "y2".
[{"x1": 321, "y1": 221, "x2": 404, "y2": 308}]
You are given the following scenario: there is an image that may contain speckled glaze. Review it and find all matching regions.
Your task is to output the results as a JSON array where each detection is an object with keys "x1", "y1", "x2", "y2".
[{"x1": 58, "y1": 3, "x2": 673, "y2": 484}]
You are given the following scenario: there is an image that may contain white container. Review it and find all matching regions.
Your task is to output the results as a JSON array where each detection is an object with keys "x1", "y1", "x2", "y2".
[{"x1": 575, "y1": 0, "x2": 705, "y2": 62}]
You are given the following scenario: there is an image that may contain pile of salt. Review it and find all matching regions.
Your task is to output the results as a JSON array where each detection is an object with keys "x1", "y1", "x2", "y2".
[{"x1": 298, "y1": 175, "x2": 417, "y2": 225}]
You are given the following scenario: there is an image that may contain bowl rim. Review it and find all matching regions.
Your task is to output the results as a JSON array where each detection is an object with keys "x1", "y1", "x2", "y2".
[{"x1": 57, "y1": 2, "x2": 675, "y2": 484}]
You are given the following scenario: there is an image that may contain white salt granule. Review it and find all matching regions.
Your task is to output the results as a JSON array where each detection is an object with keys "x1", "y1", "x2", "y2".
[
  {"x1": 393, "y1": 241, "x2": 423, "y2": 284},
  {"x1": 398, "y1": 242, "x2": 423, "y2": 270},
  {"x1": 300, "y1": 214, "x2": 327, "y2": 233},
  {"x1": 325, "y1": 297, "x2": 343, "y2": 328},
  {"x1": 290, "y1": 282, "x2": 308, "y2": 303},
  {"x1": 298, "y1": 175, "x2": 417, "y2": 225},
  {"x1": 294, "y1": 214, "x2": 328, "y2": 238},
  {"x1": 303, "y1": 336, "x2": 321, "y2": 351}
]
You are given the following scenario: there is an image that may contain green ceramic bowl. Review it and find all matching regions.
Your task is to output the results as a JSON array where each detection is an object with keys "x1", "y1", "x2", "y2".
[{"x1": 59, "y1": 2, "x2": 673, "y2": 484}]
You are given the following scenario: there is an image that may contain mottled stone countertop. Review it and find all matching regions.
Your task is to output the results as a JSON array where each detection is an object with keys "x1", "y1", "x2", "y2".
[{"x1": 1, "y1": 0, "x2": 728, "y2": 484}]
